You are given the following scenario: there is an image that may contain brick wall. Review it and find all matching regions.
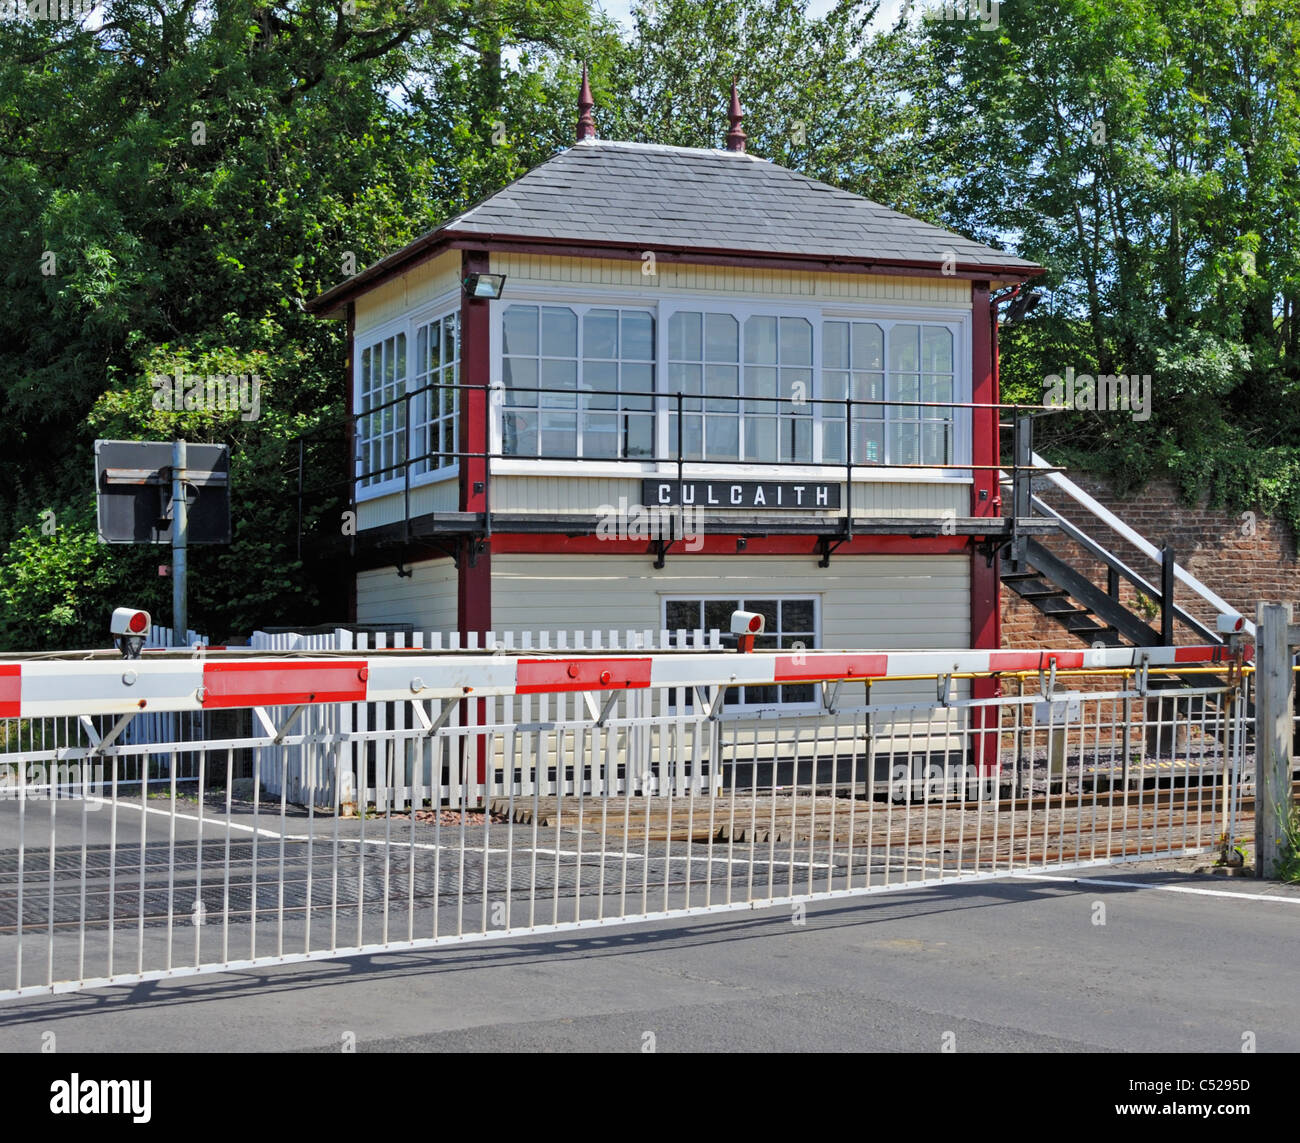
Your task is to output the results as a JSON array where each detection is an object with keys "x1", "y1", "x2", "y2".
[{"x1": 1001, "y1": 473, "x2": 1299, "y2": 649}]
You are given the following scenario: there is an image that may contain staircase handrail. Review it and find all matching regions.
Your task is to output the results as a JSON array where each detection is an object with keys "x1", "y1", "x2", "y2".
[{"x1": 1027, "y1": 452, "x2": 1256, "y2": 638}]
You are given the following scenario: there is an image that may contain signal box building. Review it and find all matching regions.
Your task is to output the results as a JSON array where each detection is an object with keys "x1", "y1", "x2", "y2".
[{"x1": 306, "y1": 83, "x2": 1043, "y2": 695}]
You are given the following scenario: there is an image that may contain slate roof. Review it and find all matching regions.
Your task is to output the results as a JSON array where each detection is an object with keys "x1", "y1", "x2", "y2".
[{"x1": 309, "y1": 139, "x2": 1040, "y2": 314}]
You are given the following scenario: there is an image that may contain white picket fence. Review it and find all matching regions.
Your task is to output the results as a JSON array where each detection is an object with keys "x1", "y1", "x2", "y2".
[{"x1": 251, "y1": 627, "x2": 724, "y2": 811}]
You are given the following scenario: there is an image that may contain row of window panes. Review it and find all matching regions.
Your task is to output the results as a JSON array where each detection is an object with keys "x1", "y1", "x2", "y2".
[
  {"x1": 358, "y1": 333, "x2": 407, "y2": 487},
  {"x1": 411, "y1": 314, "x2": 459, "y2": 476},
  {"x1": 500, "y1": 307, "x2": 957, "y2": 465},
  {"x1": 357, "y1": 315, "x2": 462, "y2": 487}
]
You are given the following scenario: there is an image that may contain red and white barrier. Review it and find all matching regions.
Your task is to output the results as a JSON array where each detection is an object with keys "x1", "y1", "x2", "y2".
[{"x1": 0, "y1": 643, "x2": 1250, "y2": 719}]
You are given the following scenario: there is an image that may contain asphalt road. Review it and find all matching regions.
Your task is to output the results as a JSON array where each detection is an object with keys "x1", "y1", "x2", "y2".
[{"x1": 0, "y1": 862, "x2": 1296, "y2": 1053}]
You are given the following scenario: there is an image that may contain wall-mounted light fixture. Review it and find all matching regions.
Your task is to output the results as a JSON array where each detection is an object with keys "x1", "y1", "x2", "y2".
[
  {"x1": 463, "y1": 272, "x2": 507, "y2": 300},
  {"x1": 1004, "y1": 289, "x2": 1042, "y2": 323}
]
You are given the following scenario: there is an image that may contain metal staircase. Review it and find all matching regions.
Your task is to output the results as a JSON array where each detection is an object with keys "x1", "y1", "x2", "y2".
[{"x1": 1000, "y1": 417, "x2": 1252, "y2": 651}]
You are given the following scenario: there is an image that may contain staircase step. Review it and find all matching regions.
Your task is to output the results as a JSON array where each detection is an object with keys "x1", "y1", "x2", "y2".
[{"x1": 1018, "y1": 588, "x2": 1071, "y2": 600}]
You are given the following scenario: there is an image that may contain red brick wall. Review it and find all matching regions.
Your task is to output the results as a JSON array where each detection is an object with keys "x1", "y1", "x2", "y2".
[{"x1": 1001, "y1": 473, "x2": 1298, "y2": 649}]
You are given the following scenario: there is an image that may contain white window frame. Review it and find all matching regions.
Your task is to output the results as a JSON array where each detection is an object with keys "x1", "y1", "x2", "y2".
[
  {"x1": 353, "y1": 291, "x2": 461, "y2": 503},
  {"x1": 497, "y1": 300, "x2": 658, "y2": 463},
  {"x1": 490, "y1": 287, "x2": 974, "y2": 484},
  {"x1": 661, "y1": 593, "x2": 822, "y2": 711}
]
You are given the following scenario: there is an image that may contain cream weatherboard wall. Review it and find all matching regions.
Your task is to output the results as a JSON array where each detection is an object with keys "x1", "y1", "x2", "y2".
[
  {"x1": 352, "y1": 250, "x2": 461, "y2": 340},
  {"x1": 489, "y1": 553, "x2": 969, "y2": 644},
  {"x1": 490, "y1": 254, "x2": 973, "y2": 306},
  {"x1": 356, "y1": 558, "x2": 457, "y2": 630}
]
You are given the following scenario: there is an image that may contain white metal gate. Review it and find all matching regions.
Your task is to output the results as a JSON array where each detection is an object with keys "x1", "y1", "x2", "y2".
[{"x1": 0, "y1": 642, "x2": 1250, "y2": 999}]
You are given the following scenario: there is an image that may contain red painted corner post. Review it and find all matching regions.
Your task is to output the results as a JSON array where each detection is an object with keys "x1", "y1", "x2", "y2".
[
  {"x1": 970, "y1": 282, "x2": 1001, "y2": 777},
  {"x1": 459, "y1": 250, "x2": 492, "y2": 791}
]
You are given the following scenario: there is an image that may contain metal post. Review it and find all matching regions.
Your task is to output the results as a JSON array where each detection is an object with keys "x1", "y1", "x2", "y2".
[
  {"x1": 171, "y1": 439, "x2": 188, "y2": 647},
  {"x1": 1012, "y1": 415, "x2": 1032, "y2": 566},
  {"x1": 1160, "y1": 542, "x2": 1174, "y2": 645},
  {"x1": 1255, "y1": 602, "x2": 1295, "y2": 879}
]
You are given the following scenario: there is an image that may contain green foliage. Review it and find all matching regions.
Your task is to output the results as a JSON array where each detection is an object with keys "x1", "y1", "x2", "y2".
[{"x1": 1275, "y1": 804, "x2": 1300, "y2": 883}]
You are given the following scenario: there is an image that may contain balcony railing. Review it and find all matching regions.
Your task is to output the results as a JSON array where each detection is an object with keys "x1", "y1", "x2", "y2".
[{"x1": 291, "y1": 381, "x2": 1058, "y2": 555}]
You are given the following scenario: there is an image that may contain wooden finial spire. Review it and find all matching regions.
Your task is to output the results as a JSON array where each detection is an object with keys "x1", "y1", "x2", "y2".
[
  {"x1": 725, "y1": 79, "x2": 746, "y2": 153},
  {"x1": 576, "y1": 63, "x2": 596, "y2": 142}
]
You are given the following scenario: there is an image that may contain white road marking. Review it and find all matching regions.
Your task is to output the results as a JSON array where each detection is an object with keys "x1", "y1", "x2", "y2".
[{"x1": 1018, "y1": 873, "x2": 1300, "y2": 905}]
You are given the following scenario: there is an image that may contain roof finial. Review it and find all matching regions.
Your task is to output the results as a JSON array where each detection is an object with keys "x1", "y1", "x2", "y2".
[
  {"x1": 576, "y1": 62, "x2": 596, "y2": 143},
  {"x1": 725, "y1": 79, "x2": 746, "y2": 153}
]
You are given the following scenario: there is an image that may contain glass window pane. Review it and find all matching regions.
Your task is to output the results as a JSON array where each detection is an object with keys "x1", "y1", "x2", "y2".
[
  {"x1": 744, "y1": 315, "x2": 778, "y2": 364},
  {"x1": 747, "y1": 365, "x2": 777, "y2": 399},
  {"x1": 855, "y1": 421, "x2": 884, "y2": 464},
  {"x1": 780, "y1": 683, "x2": 814, "y2": 705},
  {"x1": 681, "y1": 415, "x2": 703, "y2": 460},
  {"x1": 540, "y1": 410, "x2": 577, "y2": 456},
  {"x1": 822, "y1": 422, "x2": 846, "y2": 462},
  {"x1": 622, "y1": 363, "x2": 653, "y2": 405},
  {"x1": 705, "y1": 313, "x2": 739, "y2": 362},
  {"x1": 622, "y1": 311, "x2": 654, "y2": 360},
  {"x1": 541, "y1": 359, "x2": 578, "y2": 405},
  {"x1": 922, "y1": 374, "x2": 953, "y2": 406},
  {"x1": 503, "y1": 410, "x2": 537, "y2": 456},
  {"x1": 584, "y1": 413, "x2": 618, "y2": 458},
  {"x1": 669, "y1": 311, "x2": 702, "y2": 360},
  {"x1": 502, "y1": 356, "x2": 537, "y2": 404},
  {"x1": 779, "y1": 317, "x2": 811, "y2": 365},
  {"x1": 852, "y1": 323, "x2": 883, "y2": 370},
  {"x1": 782, "y1": 599, "x2": 815, "y2": 631},
  {"x1": 503, "y1": 305, "x2": 537, "y2": 357},
  {"x1": 889, "y1": 422, "x2": 920, "y2": 465},
  {"x1": 584, "y1": 360, "x2": 618, "y2": 405},
  {"x1": 922, "y1": 325, "x2": 953, "y2": 372},
  {"x1": 671, "y1": 362, "x2": 701, "y2": 396},
  {"x1": 894, "y1": 373, "x2": 920, "y2": 414},
  {"x1": 889, "y1": 324, "x2": 920, "y2": 372},
  {"x1": 855, "y1": 372, "x2": 885, "y2": 412},
  {"x1": 417, "y1": 326, "x2": 429, "y2": 378},
  {"x1": 704, "y1": 600, "x2": 741, "y2": 631},
  {"x1": 823, "y1": 322, "x2": 849, "y2": 370},
  {"x1": 666, "y1": 600, "x2": 700, "y2": 632},
  {"x1": 706, "y1": 417, "x2": 740, "y2": 459},
  {"x1": 788, "y1": 417, "x2": 813, "y2": 462},
  {"x1": 922, "y1": 422, "x2": 950, "y2": 466},
  {"x1": 785, "y1": 368, "x2": 812, "y2": 410},
  {"x1": 443, "y1": 315, "x2": 457, "y2": 365},
  {"x1": 625, "y1": 413, "x2": 653, "y2": 458},
  {"x1": 541, "y1": 306, "x2": 577, "y2": 357},
  {"x1": 583, "y1": 309, "x2": 619, "y2": 359},
  {"x1": 745, "y1": 417, "x2": 778, "y2": 461},
  {"x1": 747, "y1": 600, "x2": 780, "y2": 629},
  {"x1": 704, "y1": 364, "x2": 739, "y2": 396}
]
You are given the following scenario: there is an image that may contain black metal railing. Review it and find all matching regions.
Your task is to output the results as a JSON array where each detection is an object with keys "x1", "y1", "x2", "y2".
[{"x1": 291, "y1": 379, "x2": 1062, "y2": 556}]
